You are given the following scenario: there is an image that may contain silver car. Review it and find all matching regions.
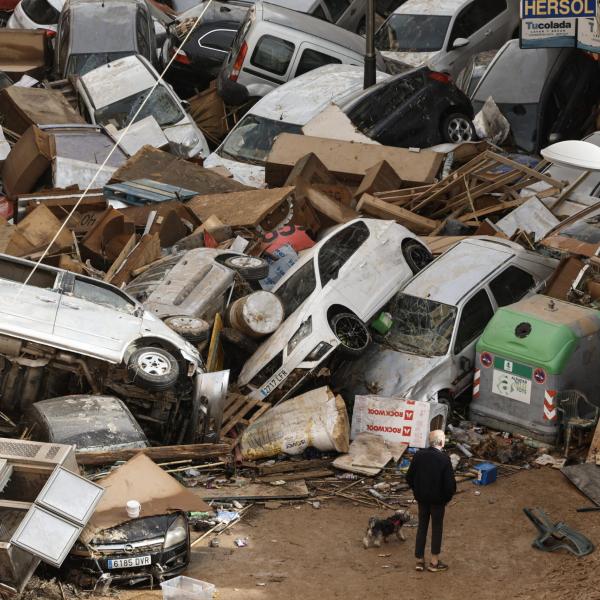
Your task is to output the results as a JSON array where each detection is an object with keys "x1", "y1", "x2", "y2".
[
  {"x1": 334, "y1": 237, "x2": 558, "y2": 405},
  {"x1": 0, "y1": 252, "x2": 201, "y2": 392}
]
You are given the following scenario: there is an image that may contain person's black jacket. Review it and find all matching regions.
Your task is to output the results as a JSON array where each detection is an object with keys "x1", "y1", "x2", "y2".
[{"x1": 406, "y1": 446, "x2": 456, "y2": 505}]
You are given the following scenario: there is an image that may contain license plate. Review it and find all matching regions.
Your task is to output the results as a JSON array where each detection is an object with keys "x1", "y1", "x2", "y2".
[
  {"x1": 492, "y1": 369, "x2": 531, "y2": 404},
  {"x1": 108, "y1": 556, "x2": 151, "y2": 569},
  {"x1": 260, "y1": 367, "x2": 289, "y2": 397}
]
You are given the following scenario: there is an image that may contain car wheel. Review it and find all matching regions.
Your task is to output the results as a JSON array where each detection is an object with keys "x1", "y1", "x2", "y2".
[
  {"x1": 128, "y1": 347, "x2": 180, "y2": 391},
  {"x1": 402, "y1": 240, "x2": 433, "y2": 274},
  {"x1": 224, "y1": 256, "x2": 269, "y2": 281},
  {"x1": 164, "y1": 316, "x2": 210, "y2": 343},
  {"x1": 442, "y1": 113, "x2": 475, "y2": 143},
  {"x1": 330, "y1": 312, "x2": 371, "y2": 357}
]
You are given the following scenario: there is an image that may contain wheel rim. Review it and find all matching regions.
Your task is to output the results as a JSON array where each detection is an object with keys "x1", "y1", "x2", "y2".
[
  {"x1": 407, "y1": 245, "x2": 432, "y2": 270},
  {"x1": 137, "y1": 351, "x2": 171, "y2": 376},
  {"x1": 228, "y1": 256, "x2": 263, "y2": 269},
  {"x1": 447, "y1": 117, "x2": 473, "y2": 143},
  {"x1": 334, "y1": 316, "x2": 369, "y2": 350}
]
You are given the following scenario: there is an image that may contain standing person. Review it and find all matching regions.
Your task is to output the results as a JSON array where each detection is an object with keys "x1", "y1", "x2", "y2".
[{"x1": 406, "y1": 429, "x2": 456, "y2": 573}]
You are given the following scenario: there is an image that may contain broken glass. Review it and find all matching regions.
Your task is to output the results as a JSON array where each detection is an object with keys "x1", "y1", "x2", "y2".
[
  {"x1": 387, "y1": 293, "x2": 457, "y2": 357},
  {"x1": 274, "y1": 260, "x2": 317, "y2": 318}
]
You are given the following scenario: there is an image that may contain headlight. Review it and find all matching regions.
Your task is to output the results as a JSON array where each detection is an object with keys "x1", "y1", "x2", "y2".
[
  {"x1": 287, "y1": 317, "x2": 312, "y2": 355},
  {"x1": 164, "y1": 515, "x2": 188, "y2": 549},
  {"x1": 306, "y1": 342, "x2": 332, "y2": 362}
]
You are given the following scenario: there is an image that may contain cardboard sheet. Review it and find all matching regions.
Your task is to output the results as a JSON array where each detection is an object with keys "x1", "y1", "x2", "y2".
[{"x1": 84, "y1": 454, "x2": 210, "y2": 537}]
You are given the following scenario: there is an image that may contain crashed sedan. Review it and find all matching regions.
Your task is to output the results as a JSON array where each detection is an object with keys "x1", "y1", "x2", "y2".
[
  {"x1": 238, "y1": 218, "x2": 432, "y2": 401},
  {"x1": 333, "y1": 237, "x2": 557, "y2": 405}
]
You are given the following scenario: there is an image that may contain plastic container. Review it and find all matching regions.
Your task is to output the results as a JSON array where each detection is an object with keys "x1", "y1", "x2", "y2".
[
  {"x1": 473, "y1": 462, "x2": 497, "y2": 486},
  {"x1": 371, "y1": 311, "x2": 393, "y2": 335},
  {"x1": 126, "y1": 500, "x2": 140, "y2": 518},
  {"x1": 160, "y1": 576, "x2": 216, "y2": 600}
]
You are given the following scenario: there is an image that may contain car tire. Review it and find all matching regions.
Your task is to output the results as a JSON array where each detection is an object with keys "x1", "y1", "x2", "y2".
[
  {"x1": 164, "y1": 316, "x2": 210, "y2": 343},
  {"x1": 127, "y1": 347, "x2": 180, "y2": 392},
  {"x1": 224, "y1": 256, "x2": 269, "y2": 281},
  {"x1": 330, "y1": 312, "x2": 371, "y2": 357},
  {"x1": 441, "y1": 113, "x2": 475, "y2": 143},
  {"x1": 402, "y1": 239, "x2": 433, "y2": 274}
]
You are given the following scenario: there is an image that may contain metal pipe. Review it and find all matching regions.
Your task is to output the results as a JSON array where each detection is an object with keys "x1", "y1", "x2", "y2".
[{"x1": 364, "y1": 0, "x2": 376, "y2": 89}]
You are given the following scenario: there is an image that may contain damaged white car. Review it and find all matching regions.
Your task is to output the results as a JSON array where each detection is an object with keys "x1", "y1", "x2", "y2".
[
  {"x1": 333, "y1": 237, "x2": 557, "y2": 405},
  {"x1": 76, "y1": 54, "x2": 210, "y2": 159},
  {"x1": 0, "y1": 252, "x2": 201, "y2": 393},
  {"x1": 238, "y1": 218, "x2": 432, "y2": 401}
]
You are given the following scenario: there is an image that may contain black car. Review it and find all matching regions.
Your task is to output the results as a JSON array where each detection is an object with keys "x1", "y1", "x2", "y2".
[
  {"x1": 166, "y1": 19, "x2": 239, "y2": 97},
  {"x1": 65, "y1": 512, "x2": 190, "y2": 590},
  {"x1": 344, "y1": 66, "x2": 475, "y2": 148}
]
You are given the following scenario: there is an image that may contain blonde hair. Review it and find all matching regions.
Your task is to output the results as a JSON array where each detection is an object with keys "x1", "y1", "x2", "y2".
[{"x1": 429, "y1": 429, "x2": 445, "y2": 448}]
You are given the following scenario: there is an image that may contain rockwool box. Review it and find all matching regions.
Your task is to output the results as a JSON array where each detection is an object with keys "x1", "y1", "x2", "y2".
[{"x1": 350, "y1": 396, "x2": 448, "y2": 448}]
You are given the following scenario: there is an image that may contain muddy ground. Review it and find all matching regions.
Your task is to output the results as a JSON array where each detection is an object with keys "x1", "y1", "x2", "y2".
[{"x1": 80, "y1": 467, "x2": 600, "y2": 600}]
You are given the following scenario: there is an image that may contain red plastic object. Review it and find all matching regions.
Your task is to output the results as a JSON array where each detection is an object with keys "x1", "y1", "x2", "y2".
[
  {"x1": 263, "y1": 225, "x2": 315, "y2": 254},
  {"x1": 0, "y1": 197, "x2": 13, "y2": 221}
]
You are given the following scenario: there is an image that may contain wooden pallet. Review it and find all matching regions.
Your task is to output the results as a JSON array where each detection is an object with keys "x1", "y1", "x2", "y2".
[{"x1": 220, "y1": 393, "x2": 271, "y2": 437}]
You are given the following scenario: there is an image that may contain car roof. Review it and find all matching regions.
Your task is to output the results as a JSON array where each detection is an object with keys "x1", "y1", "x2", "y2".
[
  {"x1": 81, "y1": 55, "x2": 156, "y2": 109},
  {"x1": 402, "y1": 237, "x2": 524, "y2": 305},
  {"x1": 250, "y1": 64, "x2": 389, "y2": 124},
  {"x1": 394, "y1": 0, "x2": 466, "y2": 16},
  {"x1": 257, "y1": 1, "x2": 365, "y2": 54},
  {"x1": 266, "y1": 0, "x2": 317, "y2": 10}
]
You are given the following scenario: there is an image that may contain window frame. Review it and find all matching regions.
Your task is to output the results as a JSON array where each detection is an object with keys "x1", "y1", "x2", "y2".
[
  {"x1": 452, "y1": 288, "x2": 495, "y2": 354},
  {"x1": 249, "y1": 34, "x2": 296, "y2": 77},
  {"x1": 199, "y1": 28, "x2": 238, "y2": 53},
  {"x1": 489, "y1": 265, "x2": 536, "y2": 308}
]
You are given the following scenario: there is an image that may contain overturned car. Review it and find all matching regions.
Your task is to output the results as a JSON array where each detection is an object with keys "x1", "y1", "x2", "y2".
[{"x1": 0, "y1": 253, "x2": 205, "y2": 442}]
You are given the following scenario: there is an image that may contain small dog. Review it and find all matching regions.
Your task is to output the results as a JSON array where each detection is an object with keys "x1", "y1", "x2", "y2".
[{"x1": 363, "y1": 510, "x2": 411, "y2": 549}]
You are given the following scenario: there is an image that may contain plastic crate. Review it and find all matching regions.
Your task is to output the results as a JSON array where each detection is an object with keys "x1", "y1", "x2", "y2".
[
  {"x1": 473, "y1": 462, "x2": 497, "y2": 486},
  {"x1": 160, "y1": 576, "x2": 216, "y2": 600}
]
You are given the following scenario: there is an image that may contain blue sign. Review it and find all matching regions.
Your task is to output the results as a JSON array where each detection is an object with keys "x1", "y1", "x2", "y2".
[{"x1": 521, "y1": 0, "x2": 596, "y2": 18}]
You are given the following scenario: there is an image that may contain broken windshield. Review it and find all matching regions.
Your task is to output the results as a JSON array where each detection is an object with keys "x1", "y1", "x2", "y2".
[
  {"x1": 376, "y1": 14, "x2": 451, "y2": 52},
  {"x1": 94, "y1": 86, "x2": 183, "y2": 129},
  {"x1": 387, "y1": 293, "x2": 457, "y2": 357},
  {"x1": 67, "y1": 52, "x2": 132, "y2": 77},
  {"x1": 218, "y1": 114, "x2": 303, "y2": 165},
  {"x1": 274, "y1": 259, "x2": 317, "y2": 318}
]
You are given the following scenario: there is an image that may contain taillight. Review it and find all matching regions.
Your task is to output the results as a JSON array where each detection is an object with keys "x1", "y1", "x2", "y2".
[
  {"x1": 428, "y1": 71, "x2": 451, "y2": 84},
  {"x1": 480, "y1": 352, "x2": 493, "y2": 368},
  {"x1": 171, "y1": 47, "x2": 191, "y2": 65},
  {"x1": 230, "y1": 41, "x2": 247, "y2": 82},
  {"x1": 44, "y1": 29, "x2": 56, "y2": 38}
]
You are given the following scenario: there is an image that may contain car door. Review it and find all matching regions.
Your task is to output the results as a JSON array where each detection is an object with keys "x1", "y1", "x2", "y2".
[
  {"x1": 450, "y1": 288, "x2": 495, "y2": 394},
  {"x1": 442, "y1": 0, "x2": 510, "y2": 75},
  {"x1": 0, "y1": 258, "x2": 61, "y2": 337},
  {"x1": 53, "y1": 274, "x2": 142, "y2": 361},
  {"x1": 291, "y1": 43, "x2": 343, "y2": 77},
  {"x1": 198, "y1": 28, "x2": 238, "y2": 72}
]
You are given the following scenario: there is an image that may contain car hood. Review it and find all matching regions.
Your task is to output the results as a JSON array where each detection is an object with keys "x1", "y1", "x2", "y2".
[
  {"x1": 89, "y1": 514, "x2": 174, "y2": 545},
  {"x1": 203, "y1": 153, "x2": 265, "y2": 188},
  {"x1": 380, "y1": 50, "x2": 439, "y2": 68},
  {"x1": 334, "y1": 343, "x2": 446, "y2": 399}
]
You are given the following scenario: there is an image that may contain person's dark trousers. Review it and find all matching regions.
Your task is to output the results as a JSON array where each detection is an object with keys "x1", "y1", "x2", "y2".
[{"x1": 415, "y1": 502, "x2": 446, "y2": 559}]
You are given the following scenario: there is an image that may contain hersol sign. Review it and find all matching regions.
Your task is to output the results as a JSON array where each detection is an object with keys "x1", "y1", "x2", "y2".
[{"x1": 521, "y1": 0, "x2": 596, "y2": 18}]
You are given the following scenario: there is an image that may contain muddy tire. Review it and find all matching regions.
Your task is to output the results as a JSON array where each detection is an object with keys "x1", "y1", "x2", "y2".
[
  {"x1": 128, "y1": 347, "x2": 180, "y2": 391},
  {"x1": 164, "y1": 316, "x2": 210, "y2": 343},
  {"x1": 441, "y1": 113, "x2": 475, "y2": 143},
  {"x1": 330, "y1": 312, "x2": 371, "y2": 357},
  {"x1": 402, "y1": 239, "x2": 433, "y2": 274},
  {"x1": 224, "y1": 256, "x2": 269, "y2": 281}
]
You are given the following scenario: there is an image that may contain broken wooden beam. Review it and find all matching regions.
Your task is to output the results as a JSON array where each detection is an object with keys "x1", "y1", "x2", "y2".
[{"x1": 357, "y1": 193, "x2": 439, "y2": 233}]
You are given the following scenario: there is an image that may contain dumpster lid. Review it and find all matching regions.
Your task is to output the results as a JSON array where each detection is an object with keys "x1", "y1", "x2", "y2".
[{"x1": 477, "y1": 295, "x2": 600, "y2": 373}]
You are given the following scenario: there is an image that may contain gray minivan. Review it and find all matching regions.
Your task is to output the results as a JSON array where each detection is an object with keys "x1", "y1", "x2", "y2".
[
  {"x1": 54, "y1": 0, "x2": 156, "y2": 77},
  {"x1": 219, "y1": 1, "x2": 386, "y2": 99}
]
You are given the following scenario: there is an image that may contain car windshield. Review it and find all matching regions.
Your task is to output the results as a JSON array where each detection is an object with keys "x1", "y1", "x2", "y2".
[
  {"x1": 274, "y1": 259, "x2": 317, "y2": 318},
  {"x1": 94, "y1": 86, "x2": 183, "y2": 129},
  {"x1": 218, "y1": 114, "x2": 303, "y2": 165},
  {"x1": 376, "y1": 14, "x2": 451, "y2": 52},
  {"x1": 67, "y1": 52, "x2": 132, "y2": 77},
  {"x1": 387, "y1": 293, "x2": 457, "y2": 357}
]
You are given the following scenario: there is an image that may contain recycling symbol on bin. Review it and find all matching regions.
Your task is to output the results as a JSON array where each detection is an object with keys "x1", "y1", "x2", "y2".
[{"x1": 496, "y1": 375, "x2": 514, "y2": 395}]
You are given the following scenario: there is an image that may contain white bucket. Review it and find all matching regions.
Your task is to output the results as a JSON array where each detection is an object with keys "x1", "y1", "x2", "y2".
[{"x1": 126, "y1": 500, "x2": 141, "y2": 518}]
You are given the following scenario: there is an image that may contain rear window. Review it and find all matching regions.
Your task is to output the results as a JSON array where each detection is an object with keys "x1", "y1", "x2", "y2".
[
  {"x1": 66, "y1": 52, "x2": 132, "y2": 77},
  {"x1": 250, "y1": 35, "x2": 295, "y2": 76},
  {"x1": 21, "y1": 0, "x2": 59, "y2": 24},
  {"x1": 296, "y1": 48, "x2": 341, "y2": 77},
  {"x1": 376, "y1": 14, "x2": 451, "y2": 52},
  {"x1": 200, "y1": 29, "x2": 237, "y2": 52}
]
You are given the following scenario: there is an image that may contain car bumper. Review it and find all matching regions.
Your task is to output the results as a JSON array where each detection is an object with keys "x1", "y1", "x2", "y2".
[{"x1": 65, "y1": 542, "x2": 189, "y2": 590}]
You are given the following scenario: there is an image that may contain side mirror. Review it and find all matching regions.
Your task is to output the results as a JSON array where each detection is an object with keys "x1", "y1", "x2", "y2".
[{"x1": 452, "y1": 37, "x2": 470, "y2": 49}]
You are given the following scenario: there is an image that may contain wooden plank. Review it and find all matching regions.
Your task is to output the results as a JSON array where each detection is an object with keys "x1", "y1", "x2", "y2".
[
  {"x1": 488, "y1": 152, "x2": 565, "y2": 189},
  {"x1": 457, "y1": 198, "x2": 524, "y2": 222},
  {"x1": 258, "y1": 469, "x2": 333, "y2": 483},
  {"x1": 193, "y1": 479, "x2": 309, "y2": 501},
  {"x1": 206, "y1": 313, "x2": 224, "y2": 373},
  {"x1": 357, "y1": 193, "x2": 439, "y2": 233},
  {"x1": 75, "y1": 443, "x2": 232, "y2": 466},
  {"x1": 258, "y1": 458, "x2": 333, "y2": 475},
  {"x1": 305, "y1": 187, "x2": 359, "y2": 224},
  {"x1": 104, "y1": 233, "x2": 137, "y2": 282},
  {"x1": 110, "y1": 233, "x2": 161, "y2": 287}
]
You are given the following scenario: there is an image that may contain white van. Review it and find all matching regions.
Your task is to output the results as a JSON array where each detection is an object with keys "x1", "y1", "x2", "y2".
[
  {"x1": 218, "y1": 1, "x2": 386, "y2": 99},
  {"x1": 204, "y1": 64, "x2": 389, "y2": 186}
]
